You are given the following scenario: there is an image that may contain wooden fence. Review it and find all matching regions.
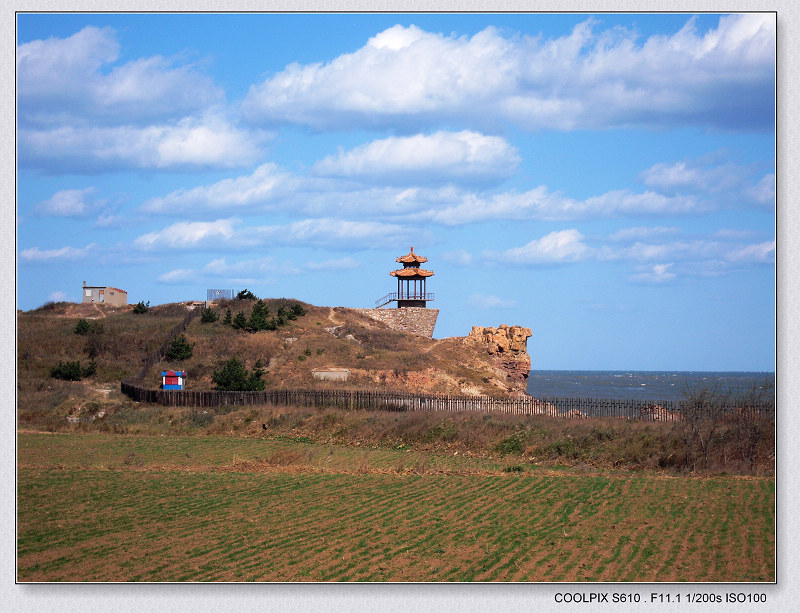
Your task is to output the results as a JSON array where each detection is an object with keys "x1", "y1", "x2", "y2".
[{"x1": 119, "y1": 382, "x2": 774, "y2": 422}]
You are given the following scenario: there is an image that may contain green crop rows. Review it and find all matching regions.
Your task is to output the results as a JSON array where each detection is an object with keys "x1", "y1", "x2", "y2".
[{"x1": 17, "y1": 433, "x2": 774, "y2": 582}]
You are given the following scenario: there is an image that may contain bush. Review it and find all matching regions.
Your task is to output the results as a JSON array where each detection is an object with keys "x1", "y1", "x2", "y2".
[
  {"x1": 164, "y1": 335, "x2": 194, "y2": 361},
  {"x1": 495, "y1": 434, "x2": 524, "y2": 455},
  {"x1": 74, "y1": 319, "x2": 91, "y2": 335},
  {"x1": 200, "y1": 308, "x2": 219, "y2": 323},
  {"x1": 189, "y1": 411, "x2": 215, "y2": 428},
  {"x1": 212, "y1": 357, "x2": 266, "y2": 391},
  {"x1": 132, "y1": 300, "x2": 150, "y2": 314},
  {"x1": 50, "y1": 360, "x2": 95, "y2": 381}
]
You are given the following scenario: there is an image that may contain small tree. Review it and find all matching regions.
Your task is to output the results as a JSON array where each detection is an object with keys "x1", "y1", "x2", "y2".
[
  {"x1": 74, "y1": 319, "x2": 91, "y2": 335},
  {"x1": 200, "y1": 307, "x2": 219, "y2": 323},
  {"x1": 164, "y1": 334, "x2": 194, "y2": 361},
  {"x1": 232, "y1": 311, "x2": 248, "y2": 330},
  {"x1": 223, "y1": 308, "x2": 233, "y2": 326},
  {"x1": 248, "y1": 300, "x2": 270, "y2": 331},
  {"x1": 132, "y1": 300, "x2": 150, "y2": 314},
  {"x1": 212, "y1": 357, "x2": 266, "y2": 391}
]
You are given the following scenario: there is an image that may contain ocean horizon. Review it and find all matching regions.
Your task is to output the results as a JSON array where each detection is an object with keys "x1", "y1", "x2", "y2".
[{"x1": 526, "y1": 370, "x2": 775, "y2": 401}]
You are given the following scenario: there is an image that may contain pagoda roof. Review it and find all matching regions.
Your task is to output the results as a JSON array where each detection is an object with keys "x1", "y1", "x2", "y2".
[
  {"x1": 396, "y1": 246, "x2": 428, "y2": 264},
  {"x1": 390, "y1": 268, "x2": 434, "y2": 278}
]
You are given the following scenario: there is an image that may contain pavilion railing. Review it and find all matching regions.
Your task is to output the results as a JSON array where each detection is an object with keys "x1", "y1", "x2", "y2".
[{"x1": 375, "y1": 292, "x2": 435, "y2": 307}]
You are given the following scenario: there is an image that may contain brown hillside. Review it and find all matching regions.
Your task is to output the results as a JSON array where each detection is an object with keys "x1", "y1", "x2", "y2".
[
  {"x1": 17, "y1": 299, "x2": 532, "y2": 429},
  {"x1": 160, "y1": 300, "x2": 526, "y2": 397}
]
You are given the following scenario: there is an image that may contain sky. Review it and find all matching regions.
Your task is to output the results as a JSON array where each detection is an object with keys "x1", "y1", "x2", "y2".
[{"x1": 15, "y1": 12, "x2": 776, "y2": 372}]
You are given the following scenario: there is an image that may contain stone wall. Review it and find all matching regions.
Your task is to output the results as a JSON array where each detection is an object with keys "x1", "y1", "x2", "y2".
[{"x1": 356, "y1": 307, "x2": 439, "y2": 338}]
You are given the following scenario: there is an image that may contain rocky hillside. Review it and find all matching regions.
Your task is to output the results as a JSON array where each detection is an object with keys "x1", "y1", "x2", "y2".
[
  {"x1": 17, "y1": 299, "x2": 534, "y2": 412},
  {"x1": 174, "y1": 301, "x2": 533, "y2": 397}
]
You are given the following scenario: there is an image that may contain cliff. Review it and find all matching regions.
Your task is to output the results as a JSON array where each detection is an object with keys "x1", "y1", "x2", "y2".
[{"x1": 466, "y1": 325, "x2": 533, "y2": 396}]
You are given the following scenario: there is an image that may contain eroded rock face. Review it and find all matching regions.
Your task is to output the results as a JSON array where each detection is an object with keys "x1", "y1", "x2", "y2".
[{"x1": 468, "y1": 324, "x2": 533, "y2": 395}]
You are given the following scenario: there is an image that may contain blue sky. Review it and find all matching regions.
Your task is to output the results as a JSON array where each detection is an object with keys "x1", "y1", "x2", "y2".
[{"x1": 16, "y1": 12, "x2": 776, "y2": 371}]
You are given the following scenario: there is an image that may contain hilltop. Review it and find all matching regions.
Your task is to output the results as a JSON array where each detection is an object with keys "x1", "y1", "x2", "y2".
[{"x1": 17, "y1": 298, "x2": 533, "y2": 424}]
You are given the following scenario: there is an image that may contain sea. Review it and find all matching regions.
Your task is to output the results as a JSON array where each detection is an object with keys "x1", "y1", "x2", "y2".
[{"x1": 526, "y1": 370, "x2": 775, "y2": 402}]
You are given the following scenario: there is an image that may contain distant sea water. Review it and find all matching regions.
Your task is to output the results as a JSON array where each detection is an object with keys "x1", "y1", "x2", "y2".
[{"x1": 527, "y1": 370, "x2": 775, "y2": 402}]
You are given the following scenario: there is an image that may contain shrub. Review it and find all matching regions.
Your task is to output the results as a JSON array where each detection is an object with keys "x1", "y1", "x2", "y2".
[
  {"x1": 200, "y1": 308, "x2": 219, "y2": 323},
  {"x1": 495, "y1": 434, "x2": 524, "y2": 455},
  {"x1": 50, "y1": 360, "x2": 95, "y2": 381},
  {"x1": 132, "y1": 300, "x2": 150, "y2": 314},
  {"x1": 74, "y1": 319, "x2": 91, "y2": 335},
  {"x1": 164, "y1": 335, "x2": 194, "y2": 361},
  {"x1": 189, "y1": 411, "x2": 214, "y2": 428},
  {"x1": 212, "y1": 357, "x2": 266, "y2": 391}
]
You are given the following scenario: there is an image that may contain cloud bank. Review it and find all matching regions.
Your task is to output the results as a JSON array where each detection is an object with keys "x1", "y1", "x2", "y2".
[{"x1": 243, "y1": 15, "x2": 775, "y2": 132}]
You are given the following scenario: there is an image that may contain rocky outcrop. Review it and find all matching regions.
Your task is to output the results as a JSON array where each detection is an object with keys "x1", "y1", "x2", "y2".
[{"x1": 467, "y1": 324, "x2": 533, "y2": 395}]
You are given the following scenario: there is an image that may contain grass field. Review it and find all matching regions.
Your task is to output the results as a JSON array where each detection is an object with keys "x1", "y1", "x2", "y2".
[{"x1": 17, "y1": 432, "x2": 775, "y2": 582}]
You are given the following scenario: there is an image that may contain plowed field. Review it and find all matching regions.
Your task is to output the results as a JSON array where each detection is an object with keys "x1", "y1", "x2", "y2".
[{"x1": 17, "y1": 433, "x2": 774, "y2": 582}]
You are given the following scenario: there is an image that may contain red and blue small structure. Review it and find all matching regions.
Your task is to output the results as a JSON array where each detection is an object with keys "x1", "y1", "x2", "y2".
[{"x1": 161, "y1": 370, "x2": 187, "y2": 390}]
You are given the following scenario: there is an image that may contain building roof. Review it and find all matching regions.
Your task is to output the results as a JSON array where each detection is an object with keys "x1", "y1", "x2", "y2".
[
  {"x1": 390, "y1": 268, "x2": 435, "y2": 278},
  {"x1": 84, "y1": 285, "x2": 127, "y2": 293},
  {"x1": 396, "y1": 246, "x2": 428, "y2": 264}
]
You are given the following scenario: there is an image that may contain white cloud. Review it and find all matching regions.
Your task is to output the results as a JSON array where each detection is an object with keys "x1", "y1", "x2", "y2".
[
  {"x1": 19, "y1": 243, "x2": 96, "y2": 262},
  {"x1": 426, "y1": 188, "x2": 705, "y2": 225},
  {"x1": 468, "y1": 294, "x2": 518, "y2": 309},
  {"x1": 639, "y1": 157, "x2": 774, "y2": 208},
  {"x1": 608, "y1": 226, "x2": 680, "y2": 242},
  {"x1": 489, "y1": 229, "x2": 591, "y2": 264},
  {"x1": 134, "y1": 219, "x2": 238, "y2": 250},
  {"x1": 251, "y1": 218, "x2": 415, "y2": 248},
  {"x1": 726, "y1": 240, "x2": 775, "y2": 263},
  {"x1": 486, "y1": 227, "x2": 774, "y2": 282},
  {"x1": 312, "y1": 131, "x2": 519, "y2": 186},
  {"x1": 36, "y1": 187, "x2": 102, "y2": 217},
  {"x1": 141, "y1": 163, "x2": 289, "y2": 213},
  {"x1": 747, "y1": 173, "x2": 775, "y2": 207},
  {"x1": 134, "y1": 217, "x2": 415, "y2": 252},
  {"x1": 628, "y1": 263, "x2": 677, "y2": 284},
  {"x1": 243, "y1": 15, "x2": 774, "y2": 132},
  {"x1": 157, "y1": 268, "x2": 199, "y2": 284},
  {"x1": 20, "y1": 114, "x2": 265, "y2": 172},
  {"x1": 17, "y1": 26, "x2": 223, "y2": 127}
]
